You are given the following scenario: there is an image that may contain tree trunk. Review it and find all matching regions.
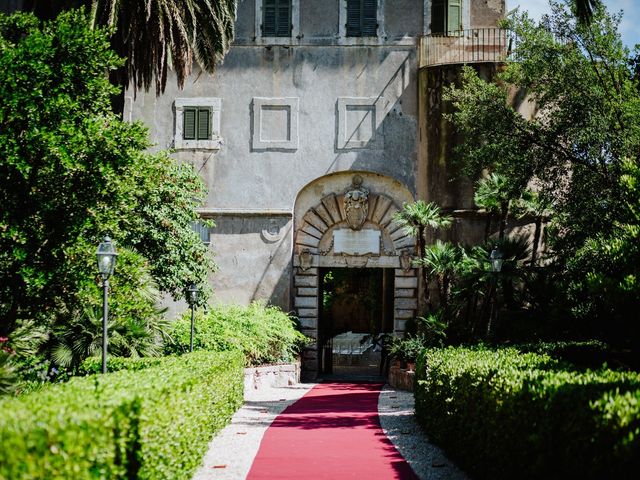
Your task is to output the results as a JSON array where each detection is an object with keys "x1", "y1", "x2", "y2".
[
  {"x1": 530, "y1": 215, "x2": 543, "y2": 268},
  {"x1": 484, "y1": 212, "x2": 493, "y2": 241},
  {"x1": 499, "y1": 203, "x2": 509, "y2": 240}
]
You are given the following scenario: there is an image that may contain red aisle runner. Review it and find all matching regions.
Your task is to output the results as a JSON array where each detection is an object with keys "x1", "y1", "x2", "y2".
[{"x1": 246, "y1": 382, "x2": 419, "y2": 480}]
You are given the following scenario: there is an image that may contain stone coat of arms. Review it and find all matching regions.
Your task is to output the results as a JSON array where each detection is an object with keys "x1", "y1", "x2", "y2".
[{"x1": 344, "y1": 176, "x2": 369, "y2": 230}]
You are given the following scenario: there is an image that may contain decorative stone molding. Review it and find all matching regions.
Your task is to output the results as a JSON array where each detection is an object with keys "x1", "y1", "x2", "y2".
[
  {"x1": 344, "y1": 175, "x2": 369, "y2": 230},
  {"x1": 336, "y1": 97, "x2": 385, "y2": 149},
  {"x1": 174, "y1": 98, "x2": 222, "y2": 150},
  {"x1": 294, "y1": 189, "x2": 415, "y2": 257},
  {"x1": 260, "y1": 219, "x2": 285, "y2": 243},
  {"x1": 252, "y1": 97, "x2": 299, "y2": 151}
]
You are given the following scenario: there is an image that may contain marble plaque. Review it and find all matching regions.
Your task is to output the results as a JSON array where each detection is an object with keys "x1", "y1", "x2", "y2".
[{"x1": 333, "y1": 229, "x2": 381, "y2": 255}]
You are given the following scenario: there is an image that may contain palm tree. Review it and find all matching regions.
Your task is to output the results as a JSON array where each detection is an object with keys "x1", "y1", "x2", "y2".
[
  {"x1": 23, "y1": 0, "x2": 237, "y2": 109},
  {"x1": 474, "y1": 173, "x2": 513, "y2": 241},
  {"x1": 416, "y1": 240, "x2": 461, "y2": 314},
  {"x1": 394, "y1": 201, "x2": 452, "y2": 310},
  {"x1": 514, "y1": 191, "x2": 551, "y2": 268}
]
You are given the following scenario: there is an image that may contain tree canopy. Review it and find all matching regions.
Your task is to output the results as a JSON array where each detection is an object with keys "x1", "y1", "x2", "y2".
[
  {"x1": 444, "y1": 0, "x2": 640, "y2": 344},
  {"x1": 0, "y1": 10, "x2": 214, "y2": 344}
]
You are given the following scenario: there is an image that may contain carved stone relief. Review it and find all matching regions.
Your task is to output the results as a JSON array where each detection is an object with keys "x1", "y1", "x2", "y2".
[{"x1": 343, "y1": 175, "x2": 369, "y2": 231}]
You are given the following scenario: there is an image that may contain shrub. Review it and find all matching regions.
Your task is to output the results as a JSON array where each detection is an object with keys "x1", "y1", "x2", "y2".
[
  {"x1": 78, "y1": 355, "x2": 165, "y2": 375},
  {"x1": 415, "y1": 346, "x2": 640, "y2": 479},
  {"x1": 0, "y1": 351, "x2": 243, "y2": 479},
  {"x1": 167, "y1": 302, "x2": 308, "y2": 366}
]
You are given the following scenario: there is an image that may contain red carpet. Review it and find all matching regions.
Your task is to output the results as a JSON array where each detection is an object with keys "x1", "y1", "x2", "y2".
[{"x1": 246, "y1": 383, "x2": 419, "y2": 479}]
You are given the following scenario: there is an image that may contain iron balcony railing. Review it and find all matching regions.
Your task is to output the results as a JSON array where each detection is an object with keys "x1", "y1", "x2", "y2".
[{"x1": 420, "y1": 28, "x2": 517, "y2": 68}]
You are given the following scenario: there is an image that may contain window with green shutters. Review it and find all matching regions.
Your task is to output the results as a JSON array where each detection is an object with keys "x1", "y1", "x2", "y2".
[
  {"x1": 183, "y1": 107, "x2": 211, "y2": 140},
  {"x1": 346, "y1": 0, "x2": 378, "y2": 37},
  {"x1": 431, "y1": 0, "x2": 461, "y2": 35},
  {"x1": 262, "y1": 0, "x2": 292, "y2": 37}
]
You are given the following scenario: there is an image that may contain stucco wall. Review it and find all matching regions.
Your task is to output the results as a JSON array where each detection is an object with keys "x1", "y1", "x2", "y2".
[{"x1": 127, "y1": 0, "x2": 427, "y2": 312}]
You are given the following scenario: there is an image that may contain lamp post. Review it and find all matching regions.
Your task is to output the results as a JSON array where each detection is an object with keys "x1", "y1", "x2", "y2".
[
  {"x1": 487, "y1": 245, "x2": 503, "y2": 339},
  {"x1": 187, "y1": 283, "x2": 199, "y2": 352},
  {"x1": 97, "y1": 236, "x2": 118, "y2": 374}
]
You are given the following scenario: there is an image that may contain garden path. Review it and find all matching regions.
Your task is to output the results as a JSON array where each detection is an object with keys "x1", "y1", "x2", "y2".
[{"x1": 193, "y1": 382, "x2": 467, "y2": 480}]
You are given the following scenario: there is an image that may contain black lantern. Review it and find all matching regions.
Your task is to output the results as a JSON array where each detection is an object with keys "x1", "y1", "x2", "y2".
[
  {"x1": 96, "y1": 236, "x2": 117, "y2": 374},
  {"x1": 490, "y1": 245, "x2": 503, "y2": 273},
  {"x1": 97, "y1": 236, "x2": 118, "y2": 280},
  {"x1": 187, "y1": 283, "x2": 199, "y2": 352}
]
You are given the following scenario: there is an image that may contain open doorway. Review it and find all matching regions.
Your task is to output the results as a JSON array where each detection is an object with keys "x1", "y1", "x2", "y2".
[{"x1": 319, "y1": 268, "x2": 394, "y2": 378}]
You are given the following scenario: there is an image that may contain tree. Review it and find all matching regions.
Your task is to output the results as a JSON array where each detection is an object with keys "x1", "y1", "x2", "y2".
[
  {"x1": 393, "y1": 201, "x2": 452, "y2": 311},
  {"x1": 444, "y1": 0, "x2": 640, "y2": 344},
  {"x1": 474, "y1": 173, "x2": 514, "y2": 241},
  {"x1": 22, "y1": 0, "x2": 237, "y2": 110},
  {"x1": 575, "y1": 0, "x2": 599, "y2": 25},
  {"x1": 0, "y1": 11, "x2": 214, "y2": 347}
]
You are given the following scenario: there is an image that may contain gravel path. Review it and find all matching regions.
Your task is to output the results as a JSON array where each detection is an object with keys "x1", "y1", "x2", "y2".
[
  {"x1": 378, "y1": 386, "x2": 469, "y2": 480},
  {"x1": 193, "y1": 383, "x2": 468, "y2": 480}
]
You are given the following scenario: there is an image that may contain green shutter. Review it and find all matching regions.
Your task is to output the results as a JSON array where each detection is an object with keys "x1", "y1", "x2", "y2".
[
  {"x1": 447, "y1": 0, "x2": 462, "y2": 33},
  {"x1": 431, "y1": 0, "x2": 446, "y2": 34},
  {"x1": 262, "y1": 0, "x2": 277, "y2": 36},
  {"x1": 197, "y1": 108, "x2": 210, "y2": 140},
  {"x1": 346, "y1": 0, "x2": 361, "y2": 37},
  {"x1": 276, "y1": 0, "x2": 291, "y2": 36},
  {"x1": 183, "y1": 108, "x2": 196, "y2": 140},
  {"x1": 263, "y1": 0, "x2": 290, "y2": 37},
  {"x1": 361, "y1": 0, "x2": 377, "y2": 36}
]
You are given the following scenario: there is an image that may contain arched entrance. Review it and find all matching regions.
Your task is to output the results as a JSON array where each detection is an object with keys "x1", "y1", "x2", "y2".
[{"x1": 293, "y1": 172, "x2": 418, "y2": 378}]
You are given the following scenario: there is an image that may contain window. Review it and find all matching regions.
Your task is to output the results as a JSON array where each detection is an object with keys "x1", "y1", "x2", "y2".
[
  {"x1": 174, "y1": 98, "x2": 221, "y2": 150},
  {"x1": 262, "y1": 0, "x2": 291, "y2": 37},
  {"x1": 183, "y1": 107, "x2": 211, "y2": 140},
  {"x1": 191, "y1": 221, "x2": 211, "y2": 245},
  {"x1": 346, "y1": 0, "x2": 377, "y2": 37},
  {"x1": 431, "y1": 0, "x2": 461, "y2": 35}
]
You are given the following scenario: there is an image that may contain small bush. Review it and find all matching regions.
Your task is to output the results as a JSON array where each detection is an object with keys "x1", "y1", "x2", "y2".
[
  {"x1": 167, "y1": 302, "x2": 308, "y2": 366},
  {"x1": 0, "y1": 351, "x2": 243, "y2": 480},
  {"x1": 415, "y1": 346, "x2": 640, "y2": 479}
]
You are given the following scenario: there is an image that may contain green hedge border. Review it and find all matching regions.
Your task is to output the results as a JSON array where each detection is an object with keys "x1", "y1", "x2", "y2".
[
  {"x1": 0, "y1": 351, "x2": 244, "y2": 479},
  {"x1": 415, "y1": 346, "x2": 640, "y2": 479}
]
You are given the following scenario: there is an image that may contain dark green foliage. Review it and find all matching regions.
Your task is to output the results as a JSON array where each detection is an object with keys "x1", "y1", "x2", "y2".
[
  {"x1": 0, "y1": 351, "x2": 244, "y2": 479},
  {"x1": 415, "y1": 346, "x2": 640, "y2": 479},
  {"x1": 0, "y1": 10, "x2": 214, "y2": 361},
  {"x1": 444, "y1": 2, "x2": 640, "y2": 345},
  {"x1": 167, "y1": 302, "x2": 309, "y2": 366},
  {"x1": 78, "y1": 355, "x2": 164, "y2": 375}
]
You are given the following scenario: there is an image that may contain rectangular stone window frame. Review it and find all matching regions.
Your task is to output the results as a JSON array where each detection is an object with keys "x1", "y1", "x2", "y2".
[
  {"x1": 336, "y1": 96, "x2": 385, "y2": 150},
  {"x1": 254, "y1": 0, "x2": 300, "y2": 45},
  {"x1": 252, "y1": 97, "x2": 299, "y2": 151},
  {"x1": 338, "y1": 0, "x2": 385, "y2": 45},
  {"x1": 174, "y1": 98, "x2": 222, "y2": 150}
]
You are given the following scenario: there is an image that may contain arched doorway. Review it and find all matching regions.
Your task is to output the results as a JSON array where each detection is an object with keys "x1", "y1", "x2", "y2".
[{"x1": 293, "y1": 172, "x2": 418, "y2": 379}]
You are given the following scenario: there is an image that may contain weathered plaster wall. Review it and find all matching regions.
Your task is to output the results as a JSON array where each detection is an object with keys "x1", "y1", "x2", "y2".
[
  {"x1": 418, "y1": 61, "x2": 540, "y2": 247},
  {"x1": 127, "y1": 0, "x2": 426, "y2": 312},
  {"x1": 471, "y1": 0, "x2": 505, "y2": 28}
]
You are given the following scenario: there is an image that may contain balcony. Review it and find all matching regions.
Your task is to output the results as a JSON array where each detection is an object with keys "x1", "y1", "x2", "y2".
[{"x1": 420, "y1": 28, "x2": 516, "y2": 68}]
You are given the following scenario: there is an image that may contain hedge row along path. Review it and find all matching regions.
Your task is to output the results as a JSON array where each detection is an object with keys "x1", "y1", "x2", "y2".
[{"x1": 246, "y1": 382, "x2": 418, "y2": 479}]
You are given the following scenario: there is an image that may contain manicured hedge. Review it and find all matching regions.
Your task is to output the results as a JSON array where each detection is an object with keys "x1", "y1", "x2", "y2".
[
  {"x1": 167, "y1": 302, "x2": 308, "y2": 366},
  {"x1": 0, "y1": 351, "x2": 244, "y2": 480},
  {"x1": 79, "y1": 355, "x2": 164, "y2": 375},
  {"x1": 415, "y1": 346, "x2": 640, "y2": 479}
]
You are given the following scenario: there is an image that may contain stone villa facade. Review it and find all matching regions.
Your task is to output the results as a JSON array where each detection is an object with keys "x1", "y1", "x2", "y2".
[
  {"x1": 5, "y1": 0, "x2": 513, "y2": 377},
  {"x1": 125, "y1": 0, "x2": 510, "y2": 376}
]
